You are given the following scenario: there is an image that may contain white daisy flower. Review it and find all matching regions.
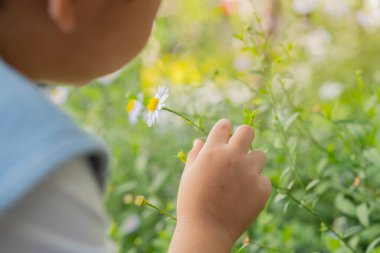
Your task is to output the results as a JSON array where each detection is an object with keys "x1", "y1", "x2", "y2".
[
  {"x1": 126, "y1": 93, "x2": 144, "y2": 125},
  {"x1": 48, "y1": 87, "x2": 69, "y2": 105},
  {"x1": 146, "y1": 86, "x2": 169, "y2": 127}
]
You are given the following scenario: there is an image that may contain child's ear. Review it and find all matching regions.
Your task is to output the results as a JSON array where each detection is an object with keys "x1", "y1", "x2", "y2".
[{"x1": 47, "y1": 0, "x2": 76, "y2": 33}]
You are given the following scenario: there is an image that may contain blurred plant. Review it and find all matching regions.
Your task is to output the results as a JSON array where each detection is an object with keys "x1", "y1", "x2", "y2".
[
  {"x1": 66, "y1": 0, "x2": 380, "y2": 252},
  {"x1": 134, "y1": 195, "x2": 177, "y2": 222}
]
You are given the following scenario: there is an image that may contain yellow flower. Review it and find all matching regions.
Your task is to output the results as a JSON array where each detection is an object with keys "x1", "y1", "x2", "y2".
[
  {"x1": 123, "y1": 194, "x2": 134, "y2": 205},
  {"x1": 134, "y1": 195, "x2": 148, "y2": 207},
  {"x1": 126, "y1": 100, "x2": 136, "y2": 113},
  {"x1": 177, "y1": 150, "x2": 187, "y2": 164}
]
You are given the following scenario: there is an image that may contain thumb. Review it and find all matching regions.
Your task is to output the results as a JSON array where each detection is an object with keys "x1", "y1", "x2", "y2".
[{"x1": 184, "y1": 139, "x2": 205, "y2": 172}]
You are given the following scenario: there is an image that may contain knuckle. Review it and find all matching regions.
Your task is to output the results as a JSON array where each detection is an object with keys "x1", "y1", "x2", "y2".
[
  {"x1": 203, "y1": 149, "x2": 217, "y2": 161},
  {"x1": 227, "y1": 154, "x2": 240, "y2": 167}
]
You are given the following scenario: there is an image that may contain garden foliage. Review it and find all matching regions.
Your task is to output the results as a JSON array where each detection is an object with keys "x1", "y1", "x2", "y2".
[{"x1": 64, "y1": 0, "x2": 380, "y2": 252}]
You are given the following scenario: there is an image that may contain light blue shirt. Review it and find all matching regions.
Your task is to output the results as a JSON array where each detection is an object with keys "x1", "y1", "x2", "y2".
[{"x1": 0, "y1": 58, "x2": 109, "y2": 217}]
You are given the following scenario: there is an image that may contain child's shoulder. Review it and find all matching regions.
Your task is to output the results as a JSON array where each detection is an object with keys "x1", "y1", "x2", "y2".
[{"x1": 0, "y1": 58, "x2": 109, "y2": 217}]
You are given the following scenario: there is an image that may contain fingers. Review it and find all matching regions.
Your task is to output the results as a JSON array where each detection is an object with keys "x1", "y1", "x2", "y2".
[
  {"x1": 184, "y1": 139, "x2": 205, "y2": 172},
  {"x1": 205, "y1": 119, "x2": 232, "y2": 147},
  {"x1": 257, "y1": 175, "x2": 272, "y2": 207},
  {"x1": 229, "y1": 125, "x2": 254, "y2": 153},
  {"x1": 248, "y1": 149, "x2": 266, "y2": 175}
]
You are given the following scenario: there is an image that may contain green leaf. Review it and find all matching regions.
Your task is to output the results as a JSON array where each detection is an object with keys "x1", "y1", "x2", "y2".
[
  {"x1": 284, "y1": 112, "x2": 299, "y2": 132},
  {"x1": 236, "y1": 243, "x2": 250, "y2": 253},
  {"x1": 335, "y1": 194, "x2": 356, "y2": 217},
  {"x1": 233, "y1": 33, "x2": 244, "y2": 41},
  {"x1": 243, "y1": 107, "x2": 252, "y2": 125},
  {"x1": 283, "y1": 201, "x2": 290, "y2": 214},
  {"x1": 107, "y1": 221, "x2": 118, "y2": 239},
  {"x1": 364, "y1": 95, "x2": 378, "y2": 112},
  {"x1": 356, "y1": 203, "x2": 370, "y2": 227},
  {"x1": 274, "y1": 193, "x2": 287, "y2": 204},
  {"x1": 343, "y1": 225, "x2": 363, "y2": 238},
  {"x1": 243, "y1": 108, "x2": 258, "y2": 126},
  {"x1": 356, "y1": 70, "x2": 363, "y2": 90},
  {"x1": 198, "y1": 118, "x2": 204, "y2": 131},
  {"x1": 364, "y1": 148, "x2": 380, "y2": 166},
  {"x1": 306, "y1": 179, "x2": 320, "y2": 191},
  {"x1": 366, "y1": 237, "x2": 380, "y2": 253}
]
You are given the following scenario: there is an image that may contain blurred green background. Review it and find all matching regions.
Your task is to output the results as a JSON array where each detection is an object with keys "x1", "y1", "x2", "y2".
[{"x1": 50, "y1": 0, "x2": 380, "y2": 252}]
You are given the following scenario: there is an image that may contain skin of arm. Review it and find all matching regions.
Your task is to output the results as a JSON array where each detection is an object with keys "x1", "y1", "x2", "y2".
[{"x1": 169, "y1": 119, "x2": 272, "y2": 252}]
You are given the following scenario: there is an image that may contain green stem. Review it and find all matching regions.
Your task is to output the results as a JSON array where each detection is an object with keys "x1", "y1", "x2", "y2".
[
  {"x1": 163, "y1": 107, "x2": 209, "y2": 135},
  {"x1": 146, "y1": 202, "x2": 177, "y2": 221},
  {"x1": 267, "y1": 85, "x2": 305, "y2": 189}
]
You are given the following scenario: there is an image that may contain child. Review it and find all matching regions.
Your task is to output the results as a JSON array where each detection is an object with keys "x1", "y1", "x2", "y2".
[{"x1": 0, "y1": 1, "x2": 272, "y2": 252}]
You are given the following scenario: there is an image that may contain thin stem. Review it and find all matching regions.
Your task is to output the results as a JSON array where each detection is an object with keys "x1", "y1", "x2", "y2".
[
  {"x1": 163, "y1": 107, "x2": 209, "y2": 135},
  {"x1": 146, "y1": 202, "x2": 177, "y2": 221}
]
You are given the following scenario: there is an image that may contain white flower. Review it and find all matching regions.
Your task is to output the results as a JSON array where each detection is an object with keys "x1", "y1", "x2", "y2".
[
  {"x1": 48, "y1": 87, "x2": 69, "y2": 105},
  {"x1": 323, "y1": 0, "x2": 349, "y2": 18},
  {"x1": 319, "y1": 81, "x2": 343, "y2": 100},
  {"x1": 224, "y1": 81, "x2": 251, "y2": 106},
  {"x1": 122, "y1": 214, "x2": 140, "y2": 234},
  {"x1": 302, "y1": 28, "x2": 331, "y2": 58},
  {"x1": 355, "y1": 0, "x2": 380, "y2": 29},
  {"x1": 356, "y1": 8, "x2": 380, "y2": 29},
  {"x1": 233, "y1": 53, "x2": 253, "y2": 72},
  {"x1": 293, "y1": 0, "x2": 318, "y2": 15},
  {"x1": 126, "y1": 93, "x2": 144, "y2": 125},
  {"x1": 146, "y1": 86, "x2": 169, "y2": 127},
  {"x1": 237, "y1": 0, "x2": 254, "y2": 22}
]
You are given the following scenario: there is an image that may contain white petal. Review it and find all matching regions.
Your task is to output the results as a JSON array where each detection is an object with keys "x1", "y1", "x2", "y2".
[
  {"x1": 147, "y1": 117, "x2": 153, "y2": 127},
  {"x1": 157, "y1": 86, "x2": 169, "y2": 100},
  {"x1": 146, "y1": 113, "x2": 154, "y2": 126},
  {"x1": 156, "y1": 86, "x2": 164, "y2": 97},
  {"x1": 160, "y1": 93, "x2": 169, "y2": 102}
]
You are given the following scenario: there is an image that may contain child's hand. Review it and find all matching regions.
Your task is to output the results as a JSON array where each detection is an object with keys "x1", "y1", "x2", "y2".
[{"x1": 169, "y1": 119, "x2": 272, "y2": 252}]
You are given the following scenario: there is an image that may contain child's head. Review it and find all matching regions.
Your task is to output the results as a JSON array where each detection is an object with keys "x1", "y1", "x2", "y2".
[{"x1": 0, "y1": 0, "x2": 161, "y2": 85}]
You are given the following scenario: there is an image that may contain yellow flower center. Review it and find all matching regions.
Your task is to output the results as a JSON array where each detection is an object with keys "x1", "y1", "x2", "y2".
[
  {"x1": 147, "y1": 97, "x2": 159, "y2": 112},
  {"x1": 126, "y1": 99, "x2": 135, "y2": 113}
]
